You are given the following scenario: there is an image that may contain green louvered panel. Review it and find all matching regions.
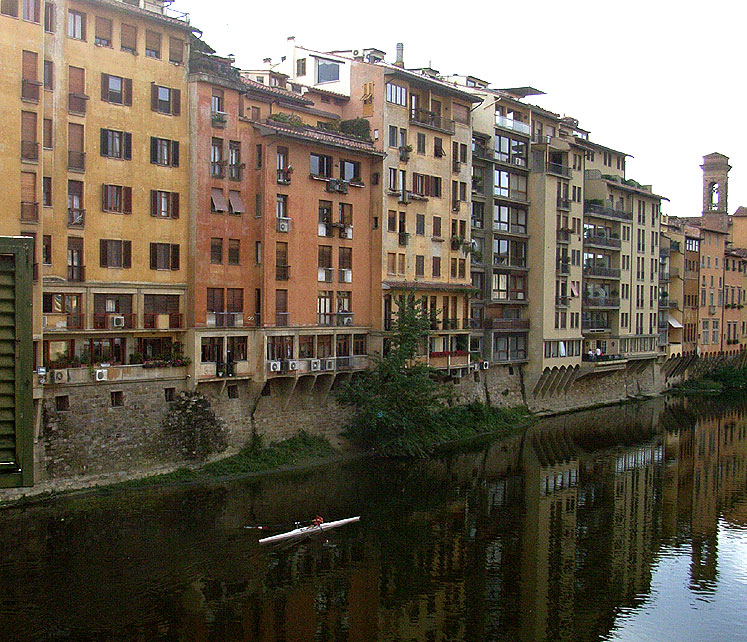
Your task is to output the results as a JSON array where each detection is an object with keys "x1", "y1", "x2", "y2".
[{"x1": 0, "y1": 254, "x2": 16, "y2": 469}]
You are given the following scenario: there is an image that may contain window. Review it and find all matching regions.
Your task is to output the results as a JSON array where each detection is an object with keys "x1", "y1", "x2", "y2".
[
  {"x1": 149, "y1": 243, "x2": 180, "y2": 270},
  {"x1": 94, "y1": 16, "x2": 112, "y2": 46},
  {"x1": 416, "y1": 132, "x2": 426, "y2": 154},
  {"x1": 228, "y1": 239, "x2": 240, "y2": 265},
  {"x1": 229, "y1": 141, "x2": 242, "y2": 180},
  {"x1": 1, "y1": 0, "x2": 18, "y2": 17},
  {"x1": 387, "y1": 210, "x2": 396, "y2": 232},
  {"x1": 150, "y1": 190, "x2": 179, "y2": 218},
  {"x1": 340, "y1": 160, "x2": 361, "y2": 183},
  {"x1": 211, "y1": 137, "x2": 224, "y2": 176},
  {"x1": 453, "y1": 103, "x2": 469, "y2": 125},
  {"x1": 102, "y1": 185, "x2": 132, "y2": 214},
  {"x1": 296, "y1": 57, "x2": 306, "y2": 76},
  {"x1": 55, "y1": 395, "x2": 70, "y2": 411},
  {"x1": 99, "y1": 239, "x2": 131, "y2": 268},
  {"x1": 339, "y1": 202, "x2": 352, "y2": 226},
  {"x1": 432, "y1": 256, "x2": 441, "y2": 277},
  {"x1": 210, "y1": 238, "x2": 223, "y2": 264},
  {"x1": 227, "y1": 335, "x2": 247, "y2": 361},
  {"x1": 416, "y1": 213, "x2": 425, "y2": 235},
  {"x1": 101, "y1": 73, "x2": 132, "y2": 105},
  {"x1": 226, "y1": 383, "x2": 239, "y2": 399},
  {"x1": 164, "y1": 387, "x2": 175, "y2": 402},
  {"x1": 228, "y1": 190, "x2": 245, "y2": 215},
  {"x1": 433, "y1": 216, "x2": 442, "y2": 238},
  {"x1": 385, "y1": 82, "x2": 407, "y2": 106},
  {"x1": 415, "y1": 255, "x2": 424, "y2": 277},
  {"x1": 168, "y1": 37, "x2": 183, "y2": 64},
  {"x1": 316, "y1": 58, "x2": 339, "y2": 83},
  {"x1": 67, "y1": 9, "x2": 85, "y2": 40},
  {"x1": 310, "y1": 153, "x2": 332, "y2": 178},
  {"x1": 100, "y1": 129, "x2": 132, "y2": 160},
  {"x1": 43, "y1": 1, "x2": 53, "y2": 30},
  {"x1": 42, "y1": 234, "x2": 51, "y2": 264},
  {"x1": 150, "y1": 137, "x2": 179, "y2": 166},
  {"x1": 434, "y1": 137, "x2": 444, "y2": 158},
  {"x1": 145, "y1": 30, "x2": 161, "y2": 58},
  {"x1": 42, "y1": 177, "x2": 52, "y2": 206},
  {"x1": 211, "y1": 88, "x2": 224, "y2": 113},
  {"x1": 111, "y1": 391, "x2": 124, "y2": 407},
  {"x1": 43, "y1": 59, "x2": 53, "y2": 89},
  {"x1": 22, "y1": 50, "x2": 40, "y2": 102},
  {"x1": 121, "y1": 23, "x2": 137, "y2": 53},
  {"x1": 151, "y1": 84, "x2": 180, "y2": 115}
]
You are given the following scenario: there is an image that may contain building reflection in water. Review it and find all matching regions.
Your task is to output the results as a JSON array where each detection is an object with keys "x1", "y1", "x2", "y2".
[{"x1": 1, "y1": 397, "x2": 747, "y2": 642}]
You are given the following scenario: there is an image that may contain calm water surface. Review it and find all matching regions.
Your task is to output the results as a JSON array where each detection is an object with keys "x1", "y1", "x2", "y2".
[{"x1": 2, "y1": 396, "x2": 747, "y2": 642}]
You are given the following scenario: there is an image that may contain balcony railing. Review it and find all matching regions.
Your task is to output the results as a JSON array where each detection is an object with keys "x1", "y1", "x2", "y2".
[
  {"x1": 495, "y1": 257, "x2": 527, "y2": 270},
  {"x1": 495, "y1": 114, "x2": 531, "y2": 135},
  {"x1": 144, "y1": 312, "x2": 184, "y2": 329},
  {"x1": 228, "y1": 164, "x2": 243, "y2": 181},
  {"x1": 668, "y1": 299, "x2": 679, "y2": 309},
  {"x1": 21, "y1": 79, "x2": 41, "y2": 101},
  {"x1": 556, "y1": 260, "x2": 570, "y2": 275},
  {"x1": 93, "y1": 313, "x2": 136, "y2": 330},
  {"x1": 398, "y1": 232, "x2": 410, "y2": 246},
  {"x1": 68, "y1": 208, "x2": 85, "y2": 227},
  {"x1": 410, "y1": 108, "x2": 455, "y2": 134},
  {"x1": 584, "y1": 202, "x2": 633, "y2": 221},
  {"x1": 584, "y1": 265, "x2": 620, "y2": 278},
  {"x1": 556, "y1": 230, "x2": 570, "y2": 243},
  {"x1": 583, "y1": 296, "x2": 620, "y2": 308},
  {"x1": 339, "y1": 268, "x2": 352, "y2": 283},
  {"x1": 583, "y1": 233, "x2": 621, "y2": 249},
  {"x1": 555, "y1": 295, "x2": 569, "y2": 307},
  {"x1": 658, "y1": 298, "x2": 671, "y2": 309},
  {"x1": 318, "y1": 267, "x2": 334, "y2": 282},
  {"x1": 45, "y1": 313, "x2": 84, "y2": 330},
  {"x1": 20, "y1": 201, "x2": 38, "y2": 222},
  {"x1": 275, "y1": 312, "x2": 289, "y2": 327},
  {"x1": 68, "y1": 150, "x2": 86, "y2": 171},
  {"x1": 211, "y1": 162, "x2": 225, "y2": 178},
  {"x1": 276, "y1": 264, "x2": 290, "y2": 281},
  {"x1": 547, "y1": 162, "x2": 572, "y2": 178},
  {"x1": 582, "y1": 319, "x2": 611, "y2": 331},
  {"x1": 21, "y1": 141, "x2": 39, "y2": 161},
  {"x1": 67, "y1": 266, "x2": 85, "y2": 282},
  {"x1": 659, "y1": 272, "x2": 670, "y2": 281},
  {"x1": 491, "y1": 292, "x2": 528, "y2": 303},
  {"x1": 68, "y1": 93, "x2": 87, "y2": 115},
  {"x1": 556, "y1": 196, "x2": 571, "y2": 210},
  {"x1": 277, "y1": 168, "x2": 292, "y2": 184},
  {"x1": 483, "y1": 318, "x2": 530, "y2": 331}
]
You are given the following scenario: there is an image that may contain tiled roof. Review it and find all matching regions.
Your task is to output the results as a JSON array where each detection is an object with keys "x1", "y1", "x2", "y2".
[
  {"x1": 241, "y1": 78, "x2": 313, "y2": 106},
  {"x1": 257, "y1": 120, "x2": 383, "y2": 155},
  {"x1": 733, "y1": 206, "x2": 747, "y2": 217}
]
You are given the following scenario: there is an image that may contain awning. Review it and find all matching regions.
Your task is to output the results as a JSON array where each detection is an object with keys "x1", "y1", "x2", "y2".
[
  {"x1": 668, "y1": 317, "x2": 683, "y2": 328},
  {"x1": 228, "y1": 191, "x2": 246, "y2": 214},
  {"x1": 211, "y1": 188, "x2": 228, "y2": 212}
]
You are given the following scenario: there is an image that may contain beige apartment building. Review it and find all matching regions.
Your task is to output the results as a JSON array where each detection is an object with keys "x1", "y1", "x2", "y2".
[{"x1": 660, "y1": 217, "x2": 685, "y2": 356}]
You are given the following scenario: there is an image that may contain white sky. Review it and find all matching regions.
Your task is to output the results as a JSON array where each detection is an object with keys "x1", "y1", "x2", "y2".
[{"x1": 172, "y1": 0, "x2": 746, "y2": 218}]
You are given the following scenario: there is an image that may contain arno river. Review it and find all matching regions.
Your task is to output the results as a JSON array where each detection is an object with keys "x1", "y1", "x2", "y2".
[{"x1": 1, "y1": 396, "x2": 747, "y2": 641}]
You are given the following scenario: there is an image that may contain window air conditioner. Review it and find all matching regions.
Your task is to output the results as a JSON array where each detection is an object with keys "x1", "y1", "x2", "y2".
[
  {"x1": 269, "y1": 360, "x2": 281, "y2": 372},
  {"x1": 54, "y1": 370, "x2": 67, "y2": 383},
  {"x1": 94, "y1": 369, "x2": 108, "y2": 382},
  {"x1": 310, "y1": 359, "x2": 321, "y2": 371},
  {"x1": 288, "y1": 360, "x2": 299, "y2": 371},
  {"x1": 324, "y1": 359, "x2": 336, "y2": 371},
  {"x1": 481, "y1": 361, "x2": 490, "y2": 370},
  {"x1": 111, "y1": 315, "x2": 126, "y2": 328}
]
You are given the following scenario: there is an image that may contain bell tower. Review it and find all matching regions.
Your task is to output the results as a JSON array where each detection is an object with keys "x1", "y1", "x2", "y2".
[{"x1": 701, "y1": 152, "x2": 731, "y2": 214}]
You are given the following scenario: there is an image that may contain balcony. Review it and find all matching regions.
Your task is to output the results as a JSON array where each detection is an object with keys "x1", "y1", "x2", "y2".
[
  {"x1": 556, "y1": 260, "x2": 570, "y2": 275},
  {"x1": 658, "y1": 297, "x2": 671, "y2": 309},
  {"x1": 211, "y1": 112, "x2": 227, "y2": 128},
  {"x1": 68, "y1": 150, "x2": 86, "y2": 172},
  {"x1": 659, "y1": 272, "x2": 670, "y2": 282},
  {"x1": 659, "y1": 246, "x2": 670, "y2": 257},
  {"x1": 546, "y1": 162, "x2": 572, "y2": 179},
  {"x1": 582, "y1": 319, "x2": 611, "y2": 332},
  {"x1": 583, "y1": 296, "x2": 620, "y2": 309},
  {"x1": 68, "y1": 93, "x2": 87, "y2": 115},
  {"x1": 427, "y1": 350, "x2": 470, "y2": 369},
  {"x1": 556, "y1": 196, "x2": 571, "y2": 210},
  {"x1": 398, "y1": 232, "x2": 410, "y2": 246},
  {"x1": 669, "y1": 266, "x2": 681, "y2": 278},
  {"x1": 473, "y1": 144, "x2": 491, "y2": 161},
  {"x1": 583, "y1": 232, "x2": 621, "y2": 249},
  {"x1": 410, "y1": 108, "x2": 455, "y2": 134},
  {"x1": 205, "y1": 311, "x2": 242, "y2": 328},
  {"x1": 43, "y1": 313, "x2": 84, "y2": 330},
  {"x1": 491, "y1": 292, "x2": 528, "y2": 304},
  {"x1": 339, "y1": 268, "x2": 352, "y2": 283},
  {"x1": 211, "y1": 162, "x2": 226, "y2": 179},
  {"x1": 21, "y1": 79, "x2": 41, "y2": 102},
  {"x1": 21, "y1": 141, "x2": 39, "y2": 161},
  {"x1": 494, "y1": 257, "x2": 527, "y2": 270},
  {"x1": 584, "y1": 265, "x2": 620, "y2": 279},
  {"x1": 277, "y1": 168, "x2": 292, "y2": 185},
  {"x1": 584, "y1": 201, "x2": 633, "y2": 222},
  {"x1": 145, "y1": 312, "x2": 184, "y2": 329},
  {"x1": 276, "y1": 264, "x2": 290, "y2": 281},
  {"x1": 668, "y1": 299, "x2": 679, "y2": 309},
  {"x1": 555, "y1": 295, "x2": 569, "y2": 307},
  {"x1": 482, "y1": 318, "x2": 530, "y2": 331},
  {"x1": 494, "y1": 114, "x2": 531, "y2": 136},
  {"x1": 93, "y1": 313, "x2": 136, "y2": 330},
  {"x1": 337, "y1": 312, "x2": 354, "y2": 326},
  {"x1": 556, "y1": 229, "x2": 570, "y2": 243},
  {"x1": 20, "y1": 201, "x2": 39, "y2": 222},
  {"x1": 400, "y1": 147, "x2": 411, "y2": 163},
  {"x1": 68, "y1": 208, "x2": 85, "y2": 228},
  {"x1": 67, "y1": 265, "x2": 85, "y2": 282},
  {"x1": 318, "y1": 267, "x2": 334, "y2": 283}
]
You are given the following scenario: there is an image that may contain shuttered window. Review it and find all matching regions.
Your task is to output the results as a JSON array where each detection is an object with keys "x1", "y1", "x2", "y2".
[
  {"x1": 68, "y1": 123, "x2": 83, "y2": 152},
  {"x1": 22, "y1": 0, "x2": 40, "y2": 23},
  {"x1": 150, "y1": 137, "x2": 179, "y2": 166},
  {"x1": 67, "y1": 9, "x2": 85, "y2": 40},
  {"x1": 144, "y1": 30, "x2": 160, "y2": 58},
  {"x1": 120, "y1": 23, "x2": 136, "y2": 53},
  {"x1": 149, "y1": 243, "x2": 179, "y2": 270},
  {"x1": 100, "y1": 129, "x2": 132, "y2": 160},
  {"x1": 1, "y1": 0, "x2": 18, "y2": 17},
  {"x1": 21, "y1": 111, "x2": 36, "y2": 143},
  {"x1": 101, "y1": 73, "x2": 132, "y2": 105},
  {"x1": 99, "y1": 239, "x2": 131, "y2": 268},
  {"x1": 68, "y1": 65, "x2": 84, "y2": 93},
  {"x1": 22, "y1": 50, "x2": 37, "y2": 81},
  {"x1": 94, "y1": 16, "x2": 112, "y2": 47},
  {"x1": 168, "y1": 37, "x2": 183, "y2": 64},
  {"x1": 21, "y1": 171, "x2": 36, "y2": 202},
  {"x1": 102, "y1": 185, "x2": 132, "y2": 214},
  {"x1": 150, "y1": 190, "x2": 179, "y2": 218},
  {"x1": 151, "y1": 84, "x2": 180, "y2": 115}
]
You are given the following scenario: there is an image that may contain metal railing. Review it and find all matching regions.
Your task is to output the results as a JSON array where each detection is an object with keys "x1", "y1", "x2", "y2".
[
  {"x1": 495, "y1": 114, "x2": 531, "y2": 135},
  {"x1": 68, "y1": 93, "x2": 87, "y2": 114},
  {"x1": 556, "y1": 230, "x2": 570, "y2": 243},
  {"x1": 21, "y1": 140, "x2": 38, "y2": 161},
  {"x1": 22, "y1": 79, "x2": 40, "y2": 101},
  {"x1": 482, "y1": 318, "x2": 529, "y2": 330},
  {"x1": 20, "y1": 201, "x2": 38, "y2": 222},
  {"x1": 144, "y1": 312, "x2": 184, "y2": 329},
  {"x1": 211, "y1": 162, "x2": 225, "y2": 178},
  {"x1": 410, "y1": 108, "x2": 455, "y2": 134},
  {"x1": 276, "y1": 168, "x2": 291, "y2": 184},
  {"x1": 93, "y1": 313, "x2": 136, "y2": 329},
  {"x1": 68, "y1": 150, "x2": 86, "y2": 171},
  {"x1": 556, "y1": 196, "x2": 571, "y2": 210},
  {"x1": 555, "y1": 295, "x2": 569, "y2": 306},
  {"x1": 584, "y1": 202, "x2": 633, "y2": 221},
  {"x1": 67, "y1": 208, "x2": 85, "y2": 227},
  {"x1": 584, "y1": 265, "x2": 620, "y2": 278},
  {"x1": 276, "y1": 264, "x2": 290, "y2": 280},
  {"x1": 583, "y1": 296, "x2": 620, "y2": 308},
  {"x1": 556, "y1": 260, "x2": 570, "y2": 275},
  {"x1": 275, "y1": 312, "x2": 289, "y2": 327},
  {"x1": 398, "y1": 232, "x2": 410, "y2": 246},
  {"x1": 67, "y1": 266, "x2": 85, "y2": 282},
  {"x1": 583, "y1": 233, "x2": 621, "y2": 249},
  {"x1": 547, "y1": 162, "x2": 572, "y2": 178},
  {"x1": 582, "y1": 319, "x2": 611, "y2": 331}
]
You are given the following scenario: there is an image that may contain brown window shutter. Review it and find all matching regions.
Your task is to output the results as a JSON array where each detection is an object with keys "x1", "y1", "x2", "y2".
[
  {"x1": 171, "y1": 192, "x2": 179, "y2": 218},
  {"x1": 101, "y1": 184, "x2": 108, "y2": 211},
  {"x1": 22, "y1": 51, "x2": 37, "y2": 80},
  {"x1": 21, "y1": 111, "x2": 37, "y2": 140},
  {"x1": 80, "y1": 14, "x2": 86, "y2": 41},
  {"x1": 101, "y1": 73, "x2": 108, "y2": 101},
  {"x1": 69, "y1": 66, "x2": 85, "y2": 94},
  {"x1": 123, "y1": 78, "x2": 132, "y2": 106},
  {"x1": 123, "y1": 186, "x2": 132, "y2": 214},
  {"x1": 122, "y1": 241, "x2": 131, "y2": 268},
  {"x1": 150, "y1": 83, "x2": 158, "y2": 111},
  {"x1": 171, "y1": 140, "x2": 179, "y2": 167},
  {"x1": 100, "y1": 239, "x2": 108, "y2": 267},
  {"x1": 425, "y1": 175, "x2": 431, "y2": 197},
  {"x1": 123, "y1": 132, "x2": 131, "y2": 160},
  {"x1": 150, "y1": 190, "x2": 157, "y2": 216},
  {"x1": 172, "y1": 89, "x2": 180, "y2": 115},
  {"x1": 149, "y1": 243, "x2": 157, "y2": 269},
  {"x1": 21, "y1": 172, "x2": 36, "y2": 202},
  {"x1": 170, "y1": 244, "x2": 180, "y2": 270}
]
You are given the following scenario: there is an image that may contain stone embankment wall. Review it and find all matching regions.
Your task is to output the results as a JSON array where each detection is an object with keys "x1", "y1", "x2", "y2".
[{"x1": 28, "y1": 351, "x2": 746, "y2": 486}]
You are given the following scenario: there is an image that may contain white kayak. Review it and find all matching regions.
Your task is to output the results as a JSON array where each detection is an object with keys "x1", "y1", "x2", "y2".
[{"x1": 258, "y1": 516, "x2": 360, "y2": 544}]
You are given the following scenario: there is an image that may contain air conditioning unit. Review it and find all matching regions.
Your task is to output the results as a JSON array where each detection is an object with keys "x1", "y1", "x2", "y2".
[
  {"x1": 53, "y1": 369, "x2": 66, "y2": 383},
  {"x1": 288, "y1": 360, "x2": 299, "y2": 371},
  {"x1": 324, "y1": 359, "x2": 336, "y2": 371},
  {"x1": 310, "y1": 359, "x2": 321, "y2": 371},
  {"x1": 337, "y1": 181, "x2": 349, "y2": 194},
  {"x1": 339, "y1": 226, "x2": 353, "y2": 240},
  {"x1": 268, "y1": 360, "x2": 281, "y2": 372},
  {"x1": 399, "y1": 190, "x2": 410, "y2": 204},
  {"x1": 94, "y1": 369, "x2": 108, "y2": 382},
  {"x1": 342, "y1": 315, "x2": 354, "y2": 326},
  {"x1": 111, "y1": 315, "x2": 126, "y2": 328},
  {"x1": 326, "y1": 179, "x2": 338, "y2": 192},
  {"x1": 318, "y1": 222, "x2": 329, "y2": 237},
  {"x1": 469, "y1": 362, "x2": 479, "y2": 372},
  {"x1": 481, "y1": 361, "x2": 490, "y2": 370},
  {"x1": 276, "y1": 218, "x2": 291, "y2": 233},
  {"x1": 450, "y1": 368, "x2": 463, "y2": 379}
]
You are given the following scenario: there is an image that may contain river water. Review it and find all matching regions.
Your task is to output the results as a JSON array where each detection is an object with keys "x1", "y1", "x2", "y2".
[{"x1": 1, "y1": 396, "x2": 747, "y2": 642}]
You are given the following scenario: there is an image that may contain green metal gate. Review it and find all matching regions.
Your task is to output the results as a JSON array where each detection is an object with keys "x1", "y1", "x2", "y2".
[{"x1": 0, "y1": 238, "x2": 34, "y2": 488}]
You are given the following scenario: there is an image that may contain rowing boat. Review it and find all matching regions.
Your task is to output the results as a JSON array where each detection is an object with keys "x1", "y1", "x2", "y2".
[{"x1": 258, "y1": 516, "x2": 360, "y2": 544}]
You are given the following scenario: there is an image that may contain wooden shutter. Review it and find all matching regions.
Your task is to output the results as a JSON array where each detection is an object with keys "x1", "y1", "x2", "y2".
[
  {"x1": 100, "y1": 239, "x2": 108, "y2": 267},
  {"x1": 170, "y1": 244, "x2": 180, "y2": 271},
  {"x1": 123, "y1": 187, "x2": 132, "y2": 214},
  {"x1": 80, "y1": 12, "x2": 86, "y2": 40},
  {"x1": 20, "y1": 172, "x2": 36, "y2": 202},
  {"x1": 100, "y1": 128, "x2": 108, "y2": 156},
  {"x1": 171, "y1": 193, "x2": 179, "y2": 218},
  {"x1": 150, "y1": 190, "x2": 157, "y2": 216},
  {"x1": 172, "y1": 89, "x2": 180, "y2": 115},
  {"x1": 149, "y1": 243, "x2": 157, "y2": 269},
  {"x1": 22, "y1": 51, "x2": 37, "y2": 80},
  {"x1": 123, "y1": 78, "x2": 132, "y2": 106},
  {"x1": 123, "y1": 132, "x2": 131, "y2": 160},
  {"x1": 122, "y1": 241, "x2": 131, "y2": 268},
  {"x1": 150, "y1": 83, "x2": 158, "y2": 111},
  {"x1": 171, "y1": 140, "x2": 179, "y2": 167},
  {"x1": 101, "y1": 184, "x2": 109, "y2": 211},
  {"x1": 68, "y1": 123, "x2": 83, "y2": 152},
  {"x1": 121, "y1": 24, "x2": 136, "y2": 51},
  {"x1": 21, "y1": 111, "x2": 36, "y2": 141},
  {"x1": 68, "y1": 66, "x2": 84, "y2": 94},
  {"x1": 100, "y1": 73, "x2": 109, "y2": 101},
  {"x1": 150, "y1": 137, "x2": 157, "y2": 164}
]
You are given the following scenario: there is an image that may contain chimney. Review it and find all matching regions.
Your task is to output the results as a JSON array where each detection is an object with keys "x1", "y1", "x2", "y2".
[{"x1": 394, "y1": 42, "x2": 404, "y2": 67}]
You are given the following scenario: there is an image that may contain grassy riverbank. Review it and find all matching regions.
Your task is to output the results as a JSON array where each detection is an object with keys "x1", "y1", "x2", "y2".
[{"x1": 669, "y1": 365, "x2": 747, "y2": 396}]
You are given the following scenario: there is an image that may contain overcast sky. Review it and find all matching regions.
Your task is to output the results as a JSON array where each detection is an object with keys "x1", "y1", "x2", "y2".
[{"x1": 173, "y1": 0, "x2": 745, "y2": 218}]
